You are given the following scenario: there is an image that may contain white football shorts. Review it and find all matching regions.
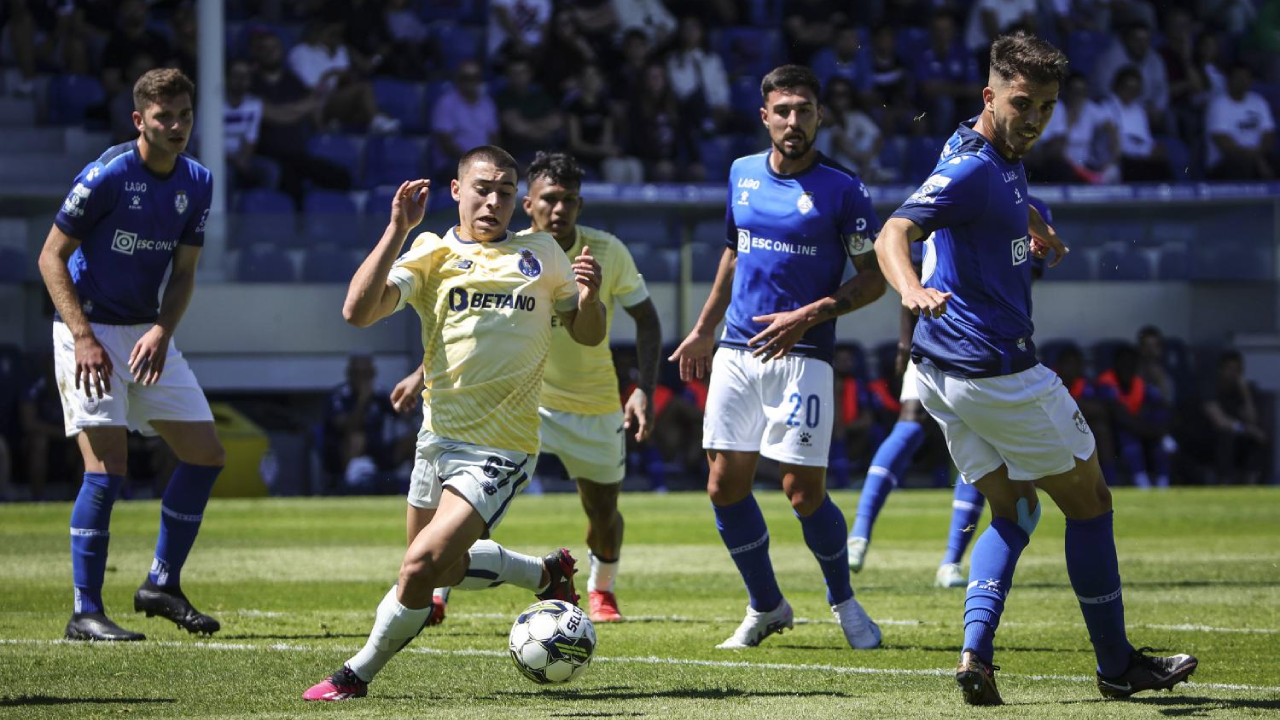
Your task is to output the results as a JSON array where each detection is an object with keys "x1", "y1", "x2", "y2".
[
  {"x1": 900, "y1": 358, "x2": 920, "y2": 403},
  {"x1": 915, "y1": 361, "x2": 1096, "y2": 483},
  {"x1": 538, "y1": 407, "x2": 626, "y2": 484},
  {"x1": 53, "y1": 320, "x2": 214, "y2": 438},
  {"x1": 408, "y1": 426, "x2": 534, "y2": 535},
  {"x1": 703, "y1": 346, "x2": 834, "y2": 467}
]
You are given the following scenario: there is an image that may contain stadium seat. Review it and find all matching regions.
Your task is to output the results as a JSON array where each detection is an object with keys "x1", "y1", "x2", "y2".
[
  {"x1": 1098, "y1": 247, "x2": 1152, "y2": 281},
  {"x1": 1160, "y1": 135, "x2": 1193, "y2": 182},
  {"x1": 713, "y1": 27, "x2": 782, "y2": 79},
  {"x1": 306, "y1": 134, "x2": 363, "y2": 185},
  {"x1": 363, "y1": 136, "x2": 425, "y2": 189},
  {"x1": 698, "y1": 136, "x2": 734, "y2": 182},
  {"x1": 372, "y1": 78, "x2": 427, "y2": 133},
  {"x1": 746, "y1": 0, "x2": 782, "y2": 26},
  {"x1": 236, "y1": 246, "x2": 297, "y2": 283},
  {"x1": 1066, "y1": 30, "x2": 1110, "y2": 79},
  {"x1": 302, "y1": 246, "x2": 360, "y2": 283},
  {"x1": 1042, "y1": 251, "x2": 1093, "y2": 280},
  {"x1": 613, "y1": 216, "x2": 675, "y2": 248},
  {"x1": 896, "y1": 27, "x2": 931, "y2": 69},
  {"x1": 693, "y1": 218, "x2": 725, "y2": 248},
  {"x1": 689, "y1": 242, "x2": 723, "y2": 282},
  {"x1": 232, "y1": 189, "x2": 296, "y2": 248},
  {"x1": 729, "y1": 76, "x2": 761, "y2": 118},
  {"x1": 431, "y1": 23, "x2": 483, "y2": 71},
  {"x1": 630, "y1": 244, "x2": 679, "y2": 283},
  {"x1": 0, "y1": 247, "x2": 27, "y2": 283},
  {"x1": 421, "y1": 0, "x2": 486, "y2": 24},
  {"x1": 1156, "y1": 245, "x2": 1189, "y2": 280},
  {"x1": 302, "y1": 190, "x2": 363, "y2": 247},
  {"x1": 904, "y1": 135, "x2": 945, "y2": 184},
  {"x1": 1093, "y1": 219, "x2": 1148, "y2": 246},
  {"x1": 45, "y1": 74, "x2": 105, "y2": 126},
  {"x1": 1037, "y1": 339, "x2": 1081, "y2": 369},
  {"x1": 877, "y1": 136, "x2": 906, "y2": 181}
]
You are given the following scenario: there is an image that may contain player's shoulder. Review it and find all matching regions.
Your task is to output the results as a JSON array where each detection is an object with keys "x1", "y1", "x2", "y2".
[
  {"x1": 812, "y1": 153, "x2": 872, "y2": 195},
  {"x1": 408, "y1": 230, "x2": 446, "y2": 251},
  {"x1": 78, "y1": 141, "x2": 136, "y2": 188},
  {"x1": 512, "y1": 229, "x2": 563, "y2": 258},
  {"x1": 174, "y1": 152, "x2": 214, "y2": 188},
  {"x1": 729, "y1": 149, "x2": 770, "y2": 177},
  {"x1": 576, "y1": 224, "x2": 624, "y2": 251}
]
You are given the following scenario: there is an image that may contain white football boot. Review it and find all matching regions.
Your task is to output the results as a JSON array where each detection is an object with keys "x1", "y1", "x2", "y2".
[
  {"x1": 716, "y1": 599, "x2": 794, "y2": 649},
  {"x1": 832, "y1": 596, "x2": 882, "y2": 650},
  {"x1": 935, "y1": 563, "x2": 967, "y2": 588}
]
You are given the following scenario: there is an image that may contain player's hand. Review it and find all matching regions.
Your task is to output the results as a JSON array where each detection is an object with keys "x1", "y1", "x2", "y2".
[
  {"x1": 749, "y1": 309, "x2": 813, "y2": 362},
  {"x1": 669, "y1": 329, "x2": 716, "y2": 382},
  {"x1": 573, "y1": 246, "x2": 602, "y2": 304},
  {"x1": 74, "y1": 334, "x2": 113, "y2": 400},
  {"x1": 902, "y1": 286, "x2": 951, "y2": 319},
  {"x1": 390, "y1": 369, "x2": 423, "y2": 414},
  {"x1": 623, "y1": 387, "x2": 654, "y2": 442},
  {"x1": 128, "y1": 326, "x2": 171, "y2": 385},
  {"x1": 1029, "y1": 223, "x2": 1069, "y2": 268},
  {"x1": 390, "y1": 179, "x2": 429, "y2": 234}
]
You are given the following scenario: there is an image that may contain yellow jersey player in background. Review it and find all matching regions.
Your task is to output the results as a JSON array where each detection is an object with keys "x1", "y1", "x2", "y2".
[
  {"x1": 394, "y1": 152, "x2": 662, "y2": 623},
  {"x1": 304, "y1": 145, "x2": 607, "y2": 702}
]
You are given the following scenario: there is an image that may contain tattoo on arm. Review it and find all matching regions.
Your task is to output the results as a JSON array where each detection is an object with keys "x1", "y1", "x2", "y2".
[{"x1": 816, "y1": 250, "x2": 885, "y2": 321}]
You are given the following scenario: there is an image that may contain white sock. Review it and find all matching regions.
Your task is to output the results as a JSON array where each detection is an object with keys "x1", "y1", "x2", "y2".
[
  {"x1": 453, "y1": 540, "x2": 544, "y2": 591},
  {"x1": 347, "y1": 585, "x2": 432, "y2": 682},
  {"x1": 432, "y1": 586, "x2": 451, "y2": 603},
  {"x1": 588, "y1": 552, "x2": 619, "y2": 593}
]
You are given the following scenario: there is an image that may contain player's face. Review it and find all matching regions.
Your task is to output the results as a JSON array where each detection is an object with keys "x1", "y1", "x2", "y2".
[
  {"x1": 524, "y1": 176, "x2": 583, "y2": 244},
  {"x1": 761, "y1": 88, "x2": 821, "y2": 161},
  {"x1": 134, "y1": 93, "x2": 194, "y2": 156},
  {"x1": 984, "y1": 74, "x2": 1058, "y2": 160},
  {"x1": 452, "y1": 160, "x2": 518, "y2": 242}
]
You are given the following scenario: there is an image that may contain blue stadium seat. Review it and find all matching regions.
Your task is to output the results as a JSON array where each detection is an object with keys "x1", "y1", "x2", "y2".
[
  {"x1": 233, "y1": 189, "x2": 296, "y2": 248},
  {"x1": 1037, "y1": 339, "x2": 1082, "y2": 369},
  {"x1": 431, "y1": 23, "x2": 483, "y2": 71},
  {"x1": 630, "y1": 244, "x2": 679, "y2": 282},
  {"x1": 363, "y1": 136, "x2": 425, "y2": 189},
  {"x1": 904, "y1": 135, "x2": 945, "y2": 184},
  {"x1": 306, "y1": 134, "x2": 363, "y2": 185},
  {"x1": 302, "y1": 246, "x2": 360, "y2": 282},
  {"x1": 1160, "y1": 135, "x2": 1193, "y2": 181},
  {"x1": 746, "y1": 0, "x2": 782, "y2": 26},
  {"x1": 1093, "y1": 219, "x2": 1148, "y2": 246},
  {"x1": 729, "y1": 76, "x2": 761, "y2": 117},
  {"x1": 0, "y1": 247, "x2": 27, "y2": 283},
  {"x1": 1098, "y1": 247, "x2": 1152, "y2": 281},
  {"x1": 302, "y1": 190, "x2": 363, "y2": 247},
  {"x1": 236, "y1": 247, "x2": 296, "y2": 283},
  {"x1": 1196, "y1": 244, "x2": 1268, "y2": 281},
  {"x1": 698, "y1": 136, "x2": 734, "y2": 182},
  {"x1": 690, "y1": 242, "x2": 723, "y2": 282},
  {"x1": 896, "y1": 27, "x2": 931, "y2": 69},
  {"x1": 1042, "y1": 251, "x2": 1092, "y2": 280},
  {"x1": 227, "y1": 23, "x2": 304, "y2": 59},
  {"x1": 693, "y1": 218, "x2": 725, "y2": 248},
  {"x1": 877, "y1": 136, "x2": 905, "y2": 181},
  {"x1": 46, "y1": 74, "x2": 105, "y2": 126},
  {"x1": 422, "y1": 0, "x2": 486, "y2": 24},
  {"x1": 613, "y1": 216, "x2": 675, "y2": 248},
  {"x1": 372, "y1": 78, "x2": 427, "y2": 133},
  {"x1": 713, "y1": 27, "x2": 782, "y2": 79},
  {"x1": 1156, "y1": 245, "x2": 1189, "y2": 280},
  {"x1": 1067, "y1": 30, "x2": 1110, "y2": 79}
]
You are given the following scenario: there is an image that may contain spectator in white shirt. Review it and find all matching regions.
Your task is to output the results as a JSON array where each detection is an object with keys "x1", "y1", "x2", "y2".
[
  {"x1": 224, "y1": 59, "x2": 280, "y2": 192},
  {"x1": 821, "y1": 77, "x2": 895, "y2": 182},
  {"x1": 287, "y1": 19, "x2": 400, "y2": 134},
  {"x1": 965, "y1": 0, "x2": 1037, "y2": 54},
  {"x1": 1102, "y1": 66, "x2": 1171, "y2": 181},
  {"x1": 1030, "y1": 72, "x2": 1118, "y2": 183},
  {"x1": 1090, "y1": 23, "x2": 1169, "y2": 128},
  {"x1": 1206, "y1": 65, "x2": 1277, "y2": 180},
  {"x1": 664, "y1": 15, "x2": 730, "y2": 134},
  {"x1": 488, "y1": 0, "x2": 552, "y2": 58}
]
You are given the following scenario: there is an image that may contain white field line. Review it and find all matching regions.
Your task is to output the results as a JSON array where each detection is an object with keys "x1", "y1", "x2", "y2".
[{"x1": 0, "y1": 638, "x2": 1276, "y2": 695}]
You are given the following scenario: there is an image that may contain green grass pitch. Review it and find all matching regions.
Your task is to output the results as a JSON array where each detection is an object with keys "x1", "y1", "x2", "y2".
[{"x1": 2, "y1": 487, "x2": 1278, "y2": 719}]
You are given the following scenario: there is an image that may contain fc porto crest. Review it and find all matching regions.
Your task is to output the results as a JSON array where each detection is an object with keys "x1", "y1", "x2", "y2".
[
  {"x1": 797, "y1": 192, "x2": 814, "y2": 215},
  {"x1": 174, "y1": 190, "x2": 189, "y2": 215},
  {"x1": 518, "y1": 248, "x2": 541, "y2": 278}
]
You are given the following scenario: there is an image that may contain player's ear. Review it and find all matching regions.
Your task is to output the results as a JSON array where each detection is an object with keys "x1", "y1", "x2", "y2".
[
  {"x1": 132, "y1": 110, "x2": 144, "y2": 134},
  {"x1": 982, "y1": 86, "x2": 996, "y2": 114},
  {"x1": 522, "y1": 194, "x2": 533, "y2": 216},
  {"x1": 451, "y1": 178, "x2": 462, "y2": 203},
  {"x1": 759, "y1": 102, "x2": 768, "y2": 127}
]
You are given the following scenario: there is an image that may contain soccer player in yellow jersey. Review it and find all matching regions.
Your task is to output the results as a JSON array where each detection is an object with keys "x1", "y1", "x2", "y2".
[{"x1": 303, "y1": 145, "x2": 607, "y2": 702}]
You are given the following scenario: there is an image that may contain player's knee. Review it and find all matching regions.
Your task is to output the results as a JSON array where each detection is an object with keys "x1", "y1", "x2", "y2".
[
  {"x1": 707, "y1": 474, "x2": 749, "y2": 506},
  {"x1": 786, "y1": 488, "x2": 823, "y2": 517},
  {"x1": 1015, "y1": 496, "x2": 1042, "y2": 537},
  {"x1": 399, "y1": 554, "x2": 438, "y2": 590},
  {"x1": 201, "y1": 441, "x2": 226, "y2": 468}
]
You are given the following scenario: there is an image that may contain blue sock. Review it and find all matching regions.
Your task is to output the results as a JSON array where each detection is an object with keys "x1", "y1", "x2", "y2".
[
  {"x1": 714, "y1": 494, "x2": 783, "y2": 612},
  {"x1": 962, "y1": 518, "x2": 1029, "y2": 664},
  {"x1": 797, "y1": 494, "x2": 854, "y2": 605},
  {"x1": 148, "y1": 463, "x2": 222, "y2": 589},
  {"x1": 1065, "y1": 511, "x2": 1134, "y2": 677},
  {"x1": 70, "y1": 473, "x2": 125, "y2": 614},
  {"x1": 942, "y1": 480, "x2": 985, "y2": 566},
  {"x1": 851, "y1": 421, "x2": 924, "y2": 540}
]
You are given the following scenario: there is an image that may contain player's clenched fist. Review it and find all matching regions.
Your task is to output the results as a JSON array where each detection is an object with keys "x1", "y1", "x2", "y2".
[
  {"x1": 902, "y1": 286, "x2": 952, "y2": 319},
  {"x1": 573, "y1": 245, "x2": 602, "y2": 303},
  {"x1": 390, "y1": 179, "x2": 430, "y2": 234}
]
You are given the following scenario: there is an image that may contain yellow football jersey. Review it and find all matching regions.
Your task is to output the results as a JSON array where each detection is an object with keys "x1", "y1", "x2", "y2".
[
  {"x1": 522, "y1": 224, "x2": 649, "y2": 415},
  {"x1": 388, "y1": 227, "x2": 578, "y2": 454}
]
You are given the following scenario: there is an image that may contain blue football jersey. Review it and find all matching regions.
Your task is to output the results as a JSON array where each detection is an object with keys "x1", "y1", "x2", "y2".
[
  {"x1": 54, "y1": 141, "x2": 213, "y2": 325},
  {"x1": 890, "y1": 121, "x2": 1037, "y2": 378},
  {"x1": 722, "y1": 151, "x2": 879, "y2": 363}
]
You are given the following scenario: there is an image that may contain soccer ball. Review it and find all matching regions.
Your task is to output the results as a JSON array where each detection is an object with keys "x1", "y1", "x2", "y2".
[{"x1": 508, "y1": 599, "x2": 596, "y2": 684}]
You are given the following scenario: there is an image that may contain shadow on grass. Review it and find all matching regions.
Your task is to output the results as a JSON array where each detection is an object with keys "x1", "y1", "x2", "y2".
[
  {"x1": 1060, "y1": 695, "x2": 1280, "y2": 715},
  {"x1": 0, "y1": 695, "x2": 175, "y2": 707},
  {"x1": 488, "y1": 685, "x2": 857, "y2": 702}
]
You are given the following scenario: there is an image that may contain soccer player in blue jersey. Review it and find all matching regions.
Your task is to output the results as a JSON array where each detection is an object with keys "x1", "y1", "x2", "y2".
[
  {"x1": 848, "y1": 197, "x2": 1055, "y2": 589},
  {"x1": 670, "y1": 65, "x2": 887, "y2": 651},
  {"x1": 36, "y1": 68, "x2": 224, "y2": 641},
  {"x1": 877, "y1": 33, "x2": 1197, "y2": 703}
]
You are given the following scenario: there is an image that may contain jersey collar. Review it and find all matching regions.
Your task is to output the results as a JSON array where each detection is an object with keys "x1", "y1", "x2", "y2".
[
  {"x1": 449, "y1": 226, "x2": 513, "y2": 246},
  {"x1": 131, "y1": 140, "x2": 179, "y2": 181},
  {"x1": 956, "y1": 117, "x2": 1021, "y2": 169},
  {"x1": 764, "y1": 148, "x2": 824, "y2": 180}
]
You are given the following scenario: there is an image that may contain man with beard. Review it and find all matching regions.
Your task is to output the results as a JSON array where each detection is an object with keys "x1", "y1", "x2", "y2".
[{"x1": 669, "y1": 64, "x2": 886, "y2": 652}]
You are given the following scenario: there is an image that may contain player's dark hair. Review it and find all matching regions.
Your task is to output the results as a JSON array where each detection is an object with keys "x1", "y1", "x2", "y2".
[
  {"x1": 133, "y1": 68, "x2": 195, "y2": 112},
  {"x1": 527, "y1": 151, "x2": 584, "y2": 191},
  {"x1": 989, "y1": 31, "x2": 1068, "y2": 87},
  {"x1": 760, "y1": 64, "x2": 821, "y2": 104},
  {"x1": 457, "y1": 145, "x2": 519, "y2": 181},
  {"x1": 1112, "y1": 64, "x2": 1143, "y2": 91},
  {"x1": 1137, "y1": 325, "x2": 1163, "y2": 342},
  {"x1": 1219, "y1": 349, "x2": 1244, "y2": 366}
]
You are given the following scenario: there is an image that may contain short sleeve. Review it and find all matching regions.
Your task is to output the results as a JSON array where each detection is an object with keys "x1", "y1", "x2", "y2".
[
  {"x1": 723, "y1": 182, "x2": 739, "y2": 250},
  {"x1": 611, "y1": 241, "x2": 650, "y2": 307},
  {"x1": 387, "y1": 233, "x2": 437, "y2": 313},
  {"x1": 1257, "y1": 96, "x2": 1276, "y2": 133},
  {"x1": 54, "y1": 161, "x2": 119, "y2": 240},
  {"x1": 838, "y1": 177, "x2": 880, "y2": 260},
  {"x1": 551, "y1": 243, "x2": 579, "y2": 313},
  {"x1": 181, "y1": 179, "x2": 213, "y2": 246},
  {"x1": 889, "y1": 155, "x2": 989, "y2": 237}
]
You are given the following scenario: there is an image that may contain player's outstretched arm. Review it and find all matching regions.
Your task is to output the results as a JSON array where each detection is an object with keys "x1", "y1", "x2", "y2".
[
  {"x1": 623, "y1": 298, "x2": 662, "y2": 441},
  {"x1": 127, "y1": 244, "x2": 201, "y2": 385},
  {"x1": 1027, "y1": 203, "x2": 1069, "y2": 267},
  {"x1": 343, "y1": 179, "x2": 428, "y2": 327},
  {"x1": 669, "y1": 247, "x2": 736, "y2": 381},
  {"x1": 558, "y1": 245, "x2": 608, "y2": 346},
  {"x1": 878, "y1": 217, "x2": 951, "y2": 319},
  {"x1": 37, "y1": 225, "x2": 112, "y2": 399},
  {"x1": 391, "y1": 363, "x2": 425, "y2": 414}
]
